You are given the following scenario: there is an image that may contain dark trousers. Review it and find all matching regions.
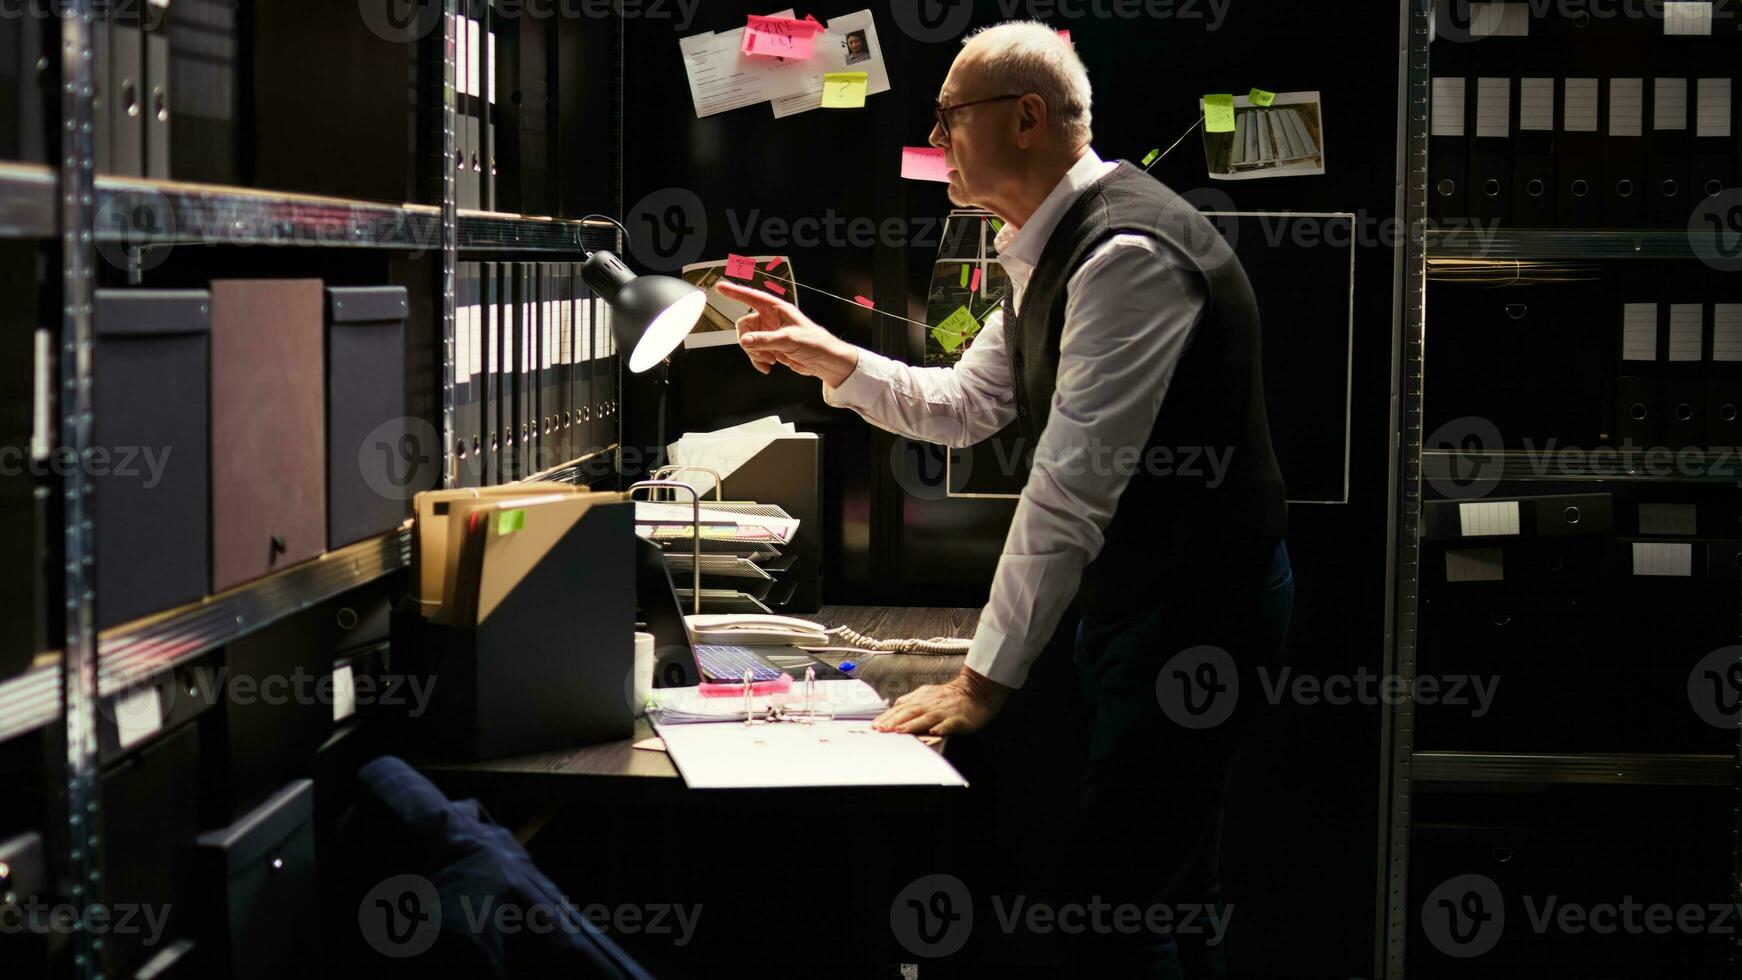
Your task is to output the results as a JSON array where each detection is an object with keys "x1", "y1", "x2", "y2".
[{"x1": 1064, "y1": 539, "x2": 1293, "y2": 979}]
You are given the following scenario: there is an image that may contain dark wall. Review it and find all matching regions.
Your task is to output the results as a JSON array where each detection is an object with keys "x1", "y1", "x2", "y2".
[{"x1": 619, "y1": 5, "x2": 1403, "y2": 975}]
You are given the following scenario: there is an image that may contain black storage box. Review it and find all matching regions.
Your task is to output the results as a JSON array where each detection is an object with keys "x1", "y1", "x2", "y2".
[
  {"x1": 195, "y1": 779, "x2": 316, "y2": 980},
  {"x1": 92, "y1": 288, "x2": 211, "y2": 629},
  {"x1": 326, "y1": 286, "x2": 411, "y2": 548}
]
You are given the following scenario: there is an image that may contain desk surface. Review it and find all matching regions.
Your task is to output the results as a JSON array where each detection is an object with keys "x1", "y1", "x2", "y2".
[{"x1": 421, "y1": 605, "x2": 976, "y2": 786}]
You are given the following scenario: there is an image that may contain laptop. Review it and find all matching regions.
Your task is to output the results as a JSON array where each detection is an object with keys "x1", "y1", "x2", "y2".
[{"x1": 634, "y1": 537, "x2": 845, "y2": 685}]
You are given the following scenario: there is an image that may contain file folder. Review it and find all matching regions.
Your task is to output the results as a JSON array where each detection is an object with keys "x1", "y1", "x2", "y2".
[
  {"x1": 143, "y1": 0, "x2": 170, "y2": 179},
  {"x1": 209, "y1": 279, "x2": 326, "y2": 591},
  {"x1": 1605, "y1": 76, "x2": 1649, "y2": 225},
  {"x1": 594, "y1": 280, "x2": 616, "y2": 450},
  {"x1": 484, "y1": 5, "x2": 497, "y2": 211},
  {"x1": 1556, "y1": 75, "x2": 1604, "y2": 225},
  {"x1": 1662, "y1": 292, "x2": 1707, "y2": 450},
  {"x1": 461, "y1": 3, "x2": 483, "y2": 211},
  {"x1": 325, "y1": 286, "x2": 410, "y2": 548},
  {"x1": 111, "y1": 8, "x2": 144, "y2": 176},
  {"x1": 540, "y1": 262, "x2": 561, "y2": 469},
  {"x1": 1709, "y1": 301, "x2": 1742, "y2": 448},
  {"x1": 481, "y1": 261, "x2": 500, "y2": 485},
  {"x1": 556, "y1": 262, "x2": 573, "y2": 465},
  {"x1": 495, "y1": 262, "x2": 513, "y2": 481},
  {"x1": 1617, "y1": 270, "x2": 1663, "y2": 447},
  {"x1": 572, "y1": 263, "x2": 594, "y2": 458},
  {"x1": 1423, "y1": 493, "x2": 1612, "y2": 540},
  {"x1": 1514, "y1": 76, "x2": 1557, "y2": 224},
  {"x1": 1470, "y1": 75, "x2": 1515, "y2": 224},
  {"x1": 454, "y1": 261, "x2": 478, "y2": 487},
  {"x1": 168, "y1": 0, "x2": 242, "y2": 185},
  {"x1": 1692, "y1": 75, "x2": 1736, "y2": 203},
  {"x1": 465, "y1": 261, "x2": 485, "y2": 484},
  {"x1": 517, "y1": 13, "x2": 551, "y2": 215},
  {"x1": 517, "y1": 262, "x2": 534, "y2": 478},
  {"x1": 93, "y1": 289, "x2": 211, "y2": 628},
  {"x1": 1647, "y1": 74, "x2": 1694, "y2": 226},
  {"x1": 1429, "y1": 69, "x2": 1470, "y2": 222}
]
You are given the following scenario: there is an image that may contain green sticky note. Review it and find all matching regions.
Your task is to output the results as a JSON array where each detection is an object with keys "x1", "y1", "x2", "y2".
[
  {"x1": 990, "y1": 218, "x2": 1004, "y2": 234},
  {"x1": 932, "y1": 326, "x2": 964, "y2": 353},
  {"x1": 959, "y1": 264, "x2": 970, "y2": 287},
  {"x1": 821, "y1": 71, "x2": 869, "y2": 109},
  {"x1": 1141, "y1": 147, "x2": 1161, "y2": 167},
  {"x1": 937, "y1": 305, "x2": 978, "y2": 339},
  {"x1": 497, "y1": 508, "x2": 526, "y2": 535},
  {"x1": 1248, "y1": 88, "x2": 1276, "y2": 107},
  {"x1": 1203, "y1": 93, "x2": 1236, "y2": 133}
]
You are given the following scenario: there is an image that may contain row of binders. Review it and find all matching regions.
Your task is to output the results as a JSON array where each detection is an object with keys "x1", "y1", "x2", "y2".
[
  {"x1": 1615, "y1": 289, "x2": 1741, "y2": 451},
  {"x1": 1421, "y1": 491, "x2": 1741, "y2": 583},
  {"x1": 1430, "y1": 2, "x2": 1741, "y2": 226},
  {"x1": 452, "y1": 260, "x2": 619, "y2": 487}
]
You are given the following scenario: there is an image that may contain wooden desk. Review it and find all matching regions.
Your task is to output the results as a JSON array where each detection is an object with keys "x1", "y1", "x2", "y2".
[{"x1": 419, "y1": 605, "x2": 975, "y2": 800}]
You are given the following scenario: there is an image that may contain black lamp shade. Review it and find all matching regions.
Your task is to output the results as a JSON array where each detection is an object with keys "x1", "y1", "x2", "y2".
[{"x1": 581, "y1": 250, "x2": 707, "y2": 373}]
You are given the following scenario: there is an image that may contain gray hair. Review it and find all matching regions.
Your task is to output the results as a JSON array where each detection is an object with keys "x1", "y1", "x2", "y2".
[{"x1": 961, "y1": 21, "x2": 1093, "y2": 145}]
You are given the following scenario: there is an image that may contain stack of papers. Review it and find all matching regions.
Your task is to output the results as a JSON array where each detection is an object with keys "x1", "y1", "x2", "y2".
[
  {"x1": 666, "y1": 416, "x2": 794, "y2": 498},
  {"x1": 656, "y1": 720, "x2": 969, "y2": 789},
  {"x1": 650, "y1": 679, "x2": 888, "y2": 724}
]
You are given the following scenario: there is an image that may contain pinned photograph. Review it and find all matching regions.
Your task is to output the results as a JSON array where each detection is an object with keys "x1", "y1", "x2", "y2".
[{"x1": 1202, "y1": 90, "x2": 1327, "y2": 180}]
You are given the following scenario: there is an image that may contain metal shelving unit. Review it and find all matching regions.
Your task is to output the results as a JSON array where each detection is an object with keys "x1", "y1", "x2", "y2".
[
  {"x1": 4, "y1": 4, "x2": 627, "y2": 975},
  {"x1": 1379, "y1": 3, "x2": 1742, "y2": 976},
  {"x1": 1427, "y1": 225, "x2": 1740, "y2": 260}
]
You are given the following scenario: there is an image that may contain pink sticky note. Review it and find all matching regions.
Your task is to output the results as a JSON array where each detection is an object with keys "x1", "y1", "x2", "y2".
[
  {"x1": 764, "y1": 256, "x2": 786, "y2": 272},
  {"x1": 901, "y1": 147, "x2": 951, "y2": 183},
  {"x1": 763, "y1": 280, "x2": 787, "y2": 296},
  {"x1": 742, "y1": 15, "x2": 821, "y2": 60},
  {"x1": 1057, "y1": 29, "x2": 1071, "y2": 42},
  {"x1": 970, "y1": 267, "x2": 983, "y2": 292},
  {"x1": 854, "y1": 295, "x2": 875, "y2": 308},
  {"x1": 726, "y1": 254, "x2": 757, "y2": 280}
]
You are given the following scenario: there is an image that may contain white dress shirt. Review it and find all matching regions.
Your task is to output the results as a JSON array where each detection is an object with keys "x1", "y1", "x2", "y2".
[{"x1": 823, "y1": 150, "x2": 1207, "y2": 689}]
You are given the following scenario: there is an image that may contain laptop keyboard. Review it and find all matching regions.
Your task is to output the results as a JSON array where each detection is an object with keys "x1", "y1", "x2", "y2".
[{"x1": 695, "y1": 644, "x2": 785, "y2": 682}]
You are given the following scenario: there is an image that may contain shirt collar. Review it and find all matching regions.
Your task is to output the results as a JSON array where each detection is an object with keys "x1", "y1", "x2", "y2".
[{"x1": 991, "y1": 148, "x2": 1113, "y2": 274}]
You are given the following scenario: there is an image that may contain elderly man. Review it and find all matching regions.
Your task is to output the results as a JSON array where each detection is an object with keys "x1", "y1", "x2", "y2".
[{"x1": 715, "y1": 22, "x2": 1293, "y2": 976}]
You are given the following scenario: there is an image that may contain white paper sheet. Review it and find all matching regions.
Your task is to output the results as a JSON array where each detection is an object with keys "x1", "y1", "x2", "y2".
[
  {"x1": 771, "y1": 9, "x2": 893, "y2": 118},
  {"x1": 678, "y1": 10, "x2": 814, "y2": 118},
  {"x1": 656, "y1": 719, "x2": 969, "y2": 789},
  {"x1": 667, "y1": 416, "x2": 798, "y2": 497}
]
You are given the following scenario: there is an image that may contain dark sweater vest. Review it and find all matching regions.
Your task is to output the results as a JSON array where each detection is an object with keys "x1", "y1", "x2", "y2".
[{"x1": 1002, "y1": 162, "x2": 1287, "y2": 611}]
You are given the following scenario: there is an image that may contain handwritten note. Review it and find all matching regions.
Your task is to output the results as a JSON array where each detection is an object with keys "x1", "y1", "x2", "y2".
[
  {"x1": 1203, "y1": 93, "x2": 1236, "y2": 133},
  {"x1": 726, "y1": 253, "x2": 757, "y2": 280},
  {"x1": 901, "y1": 146, "x2": 951, "y2": 182},
  {"x1": 822, "y1": 71, "x2": 869, "y2": 108},
  {"x1": 1249, "y1": 88, "x2": 1276, "y2": 107},
  {"x1": 742, "y1": 15, "x2": 822, "y2": 59},
  {"x1": 933, "y1": 305, "x2": 980, "y2": 352}
]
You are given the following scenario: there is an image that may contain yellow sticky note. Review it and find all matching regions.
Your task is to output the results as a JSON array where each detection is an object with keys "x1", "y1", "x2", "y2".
[
  {"x1": 497, "y1": 508, "x2": 525, "y2": 535},
  {"x1": 932, "y1": 326, "x2": 964, "y2": 353},
  {"x1": 1249, "y1": 88, "x2": 1276, "y2": 107},
  {"x1": 822, "y1": 71, "x2": 869, "y2": 109},
  {"x1": 1203, "y1": 94, "x2": 1236, "y2": 133}
]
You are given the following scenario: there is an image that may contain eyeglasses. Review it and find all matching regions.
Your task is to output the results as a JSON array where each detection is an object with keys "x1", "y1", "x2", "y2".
[{"x1": 933, "y1": 94, "x2": 1024, "y2": 139}]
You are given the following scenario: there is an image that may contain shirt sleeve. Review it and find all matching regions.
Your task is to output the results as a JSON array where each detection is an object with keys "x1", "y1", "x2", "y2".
[
  {"x1": 820, "y1": 310, "x2": 1016, "y2": 449},
  {"x1": 966, "y1": 236, "x2": 1206, "y2": 689}
]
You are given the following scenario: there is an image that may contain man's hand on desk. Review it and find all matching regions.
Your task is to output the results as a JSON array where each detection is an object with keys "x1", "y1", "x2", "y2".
[
  {"x1": 872, "y1": 667, "x2": 1012, "y2": 736},
  {"x1": 715, "y1": 280, "x2": 859, "y2": 388}
]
